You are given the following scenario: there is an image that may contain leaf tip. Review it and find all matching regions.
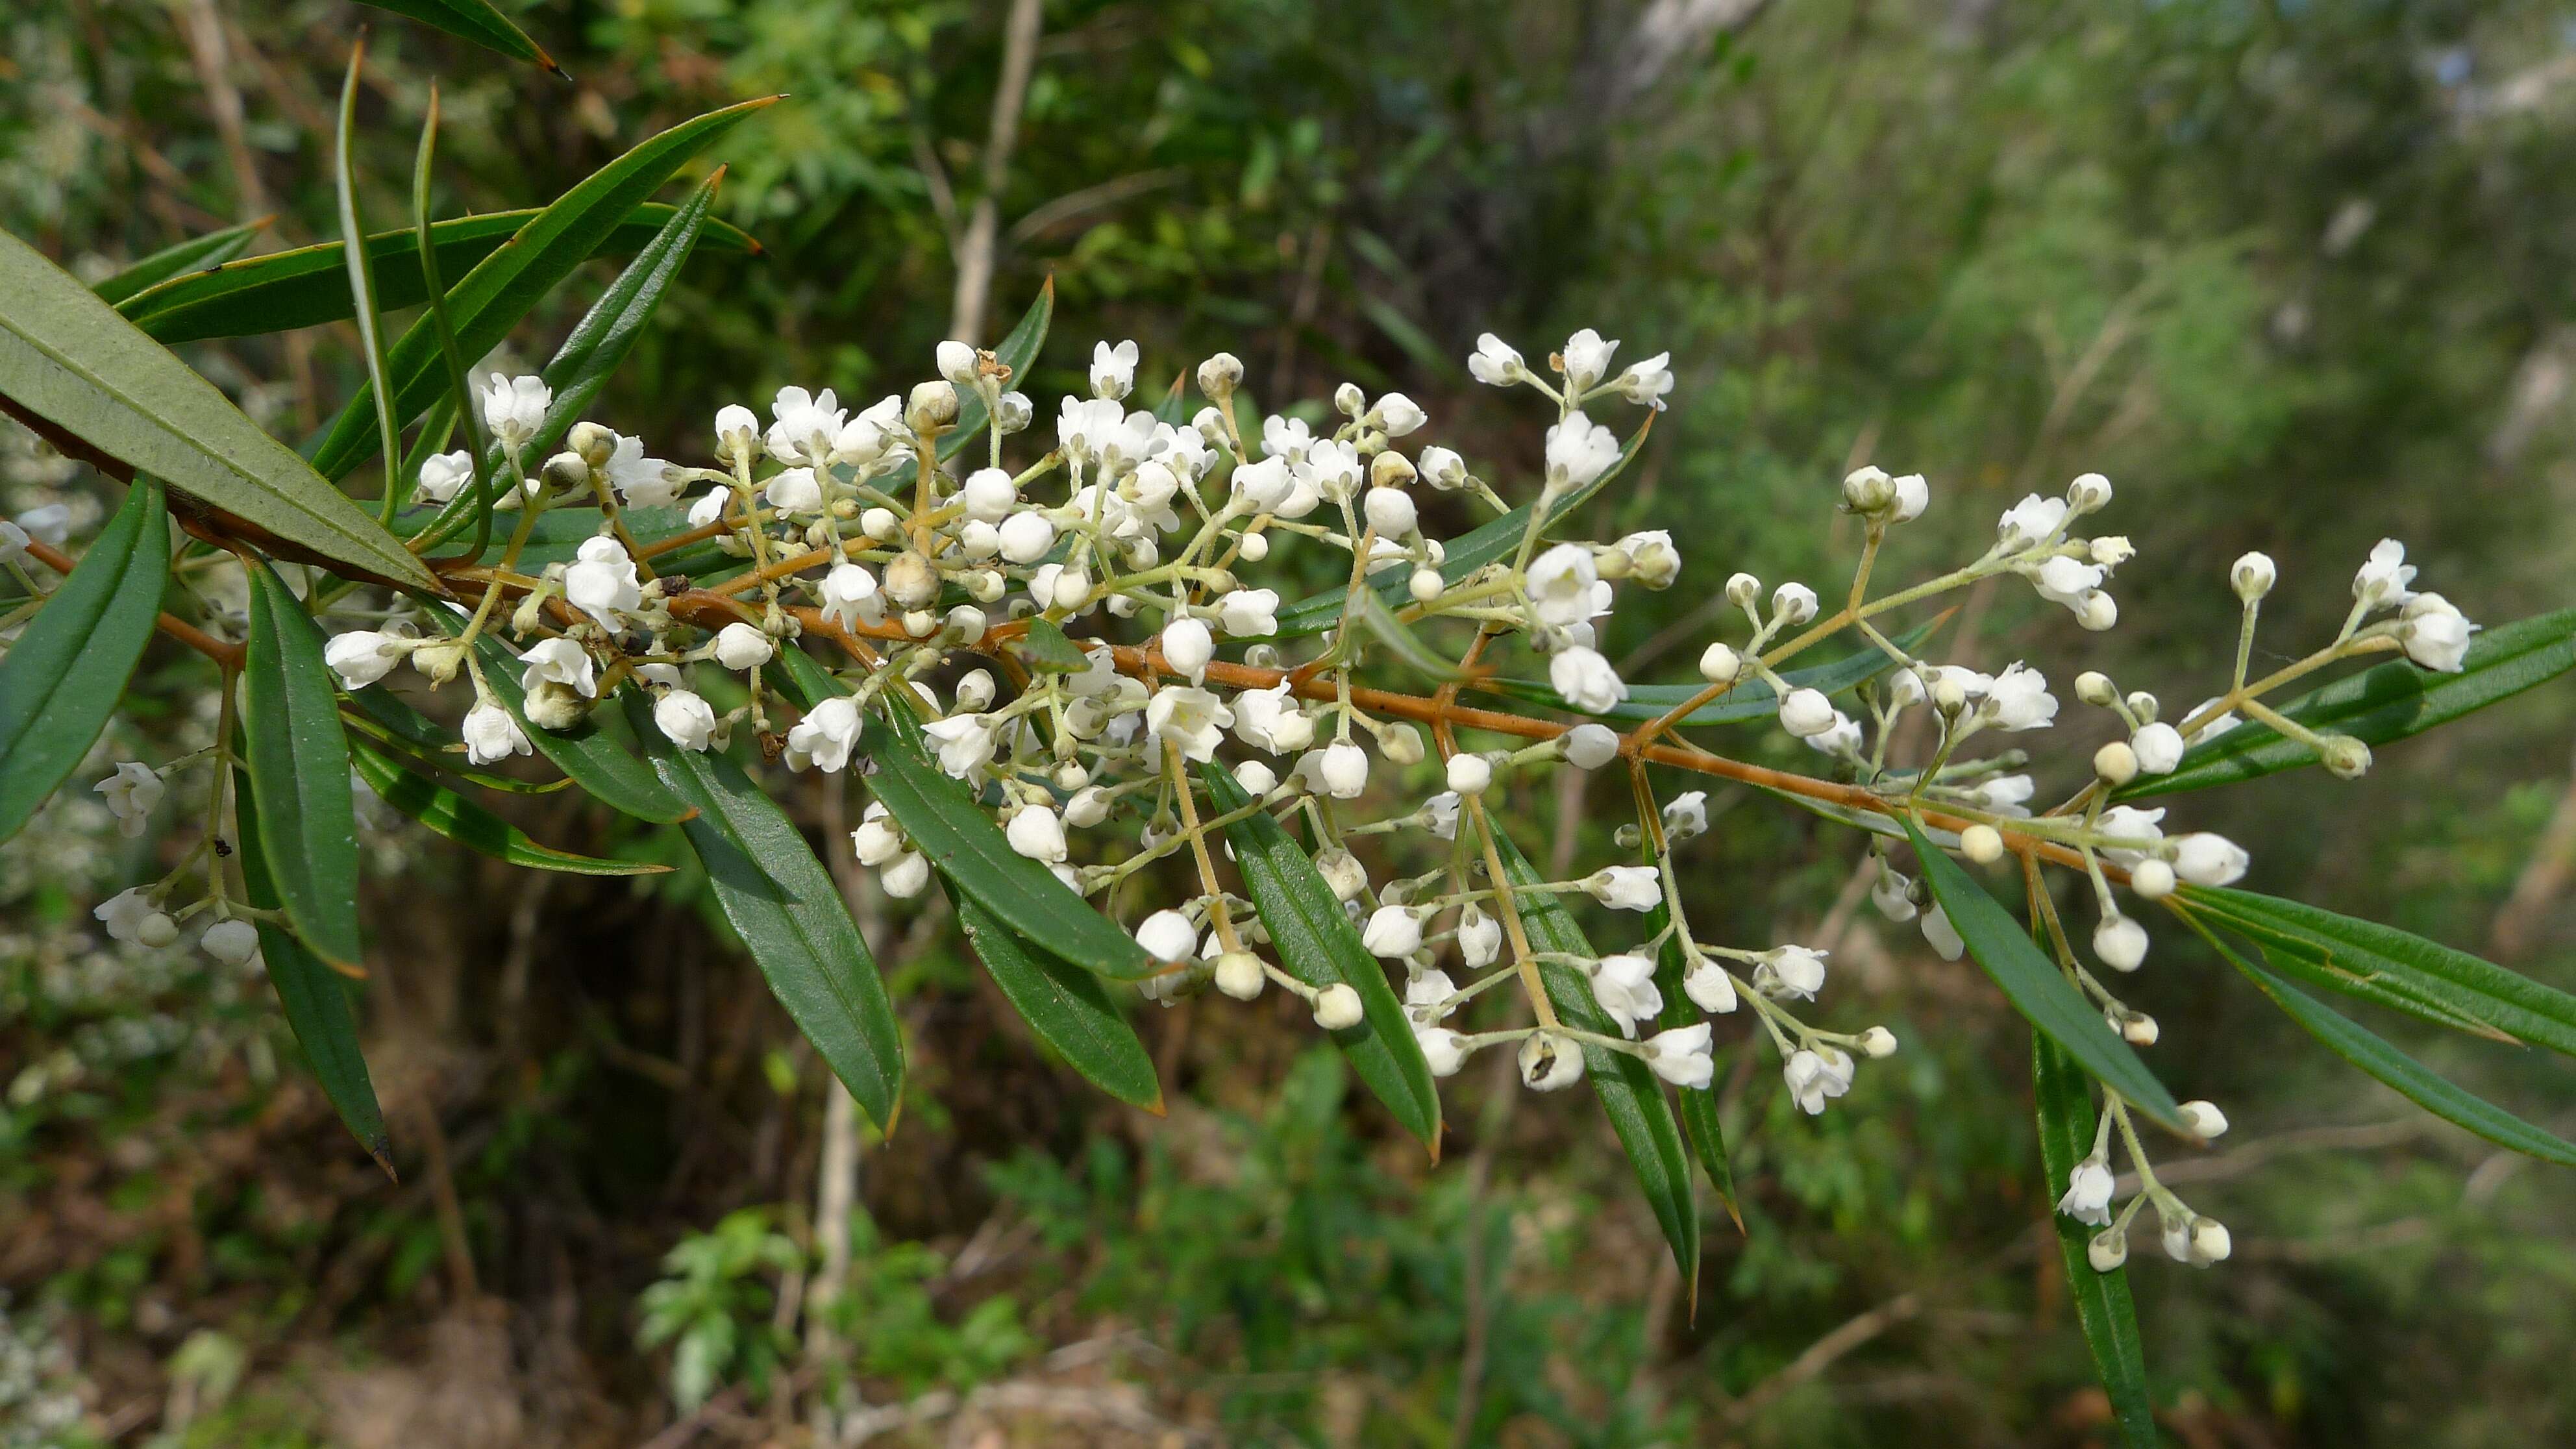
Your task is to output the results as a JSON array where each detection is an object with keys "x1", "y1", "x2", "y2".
[{"x1": 367, "y1": 1139, "x2": 399, "y2": 1182}]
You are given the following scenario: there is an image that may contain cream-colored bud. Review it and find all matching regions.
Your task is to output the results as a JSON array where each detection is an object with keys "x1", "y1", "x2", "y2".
[
  {"x1": 2094, "y1": 740, "x2": 2139, "y2": 785},
  {"x1": 1213, "y1": 950, "x2": 1265, "y2": 1000},
  {"x1": 1197, "y1": 352, "x2": 1245, "y2": 397},
  {"x1": 906, "y1": 379, "x2": 958, "y2": 431},
  {"x1": 2129, "y1": 859, "x2": 2176, "y2": 899},
  {"x1": 1698, "y1": 643, "x2": 1740, "y2": 685},
  {"x1": 541, "y1": 451, "x2": 589, "y2": 491},
  {"x1": 524, "y1": 680, "x2": 591, "y2": 732},
  {"x1": 413, "y1": 639, "x2": 469, "y2": 686},
  {"x1": 1376, "y1": 724, "x2": 1426, "y2": 766},
  {"x1": 882, "y1": 551, "x2": 939, "y2": 609},
  {"x1": 1409, "y1": 567, "x2": 1444, "y2": 603},
  {"x1": 2320, "y1": 735, "x2": 2373, "y2": 779},
  {"x1": 2075, "y1": 671, "x2": 2116, "y2": 706},
  {"x1": 1370, "y1": 451, "x2": 1416, "y2": 488},
  {"x1": 567, "y1": 421, "x2": 615, "y2": 469},
  {"x1": 1961, "y1": 824, "x2": 2004, "y2": 863}
]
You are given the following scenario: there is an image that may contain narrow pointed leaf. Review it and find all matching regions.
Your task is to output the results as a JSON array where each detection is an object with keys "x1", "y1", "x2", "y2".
[
  {"x1": 625, "y1": 695, "x2": 901, "y2": 1126},
  {"x1": 0, "y1": 477, "x2": 168, "y2": 841},
  {"x1": 1492, "y1": 828, "x2": 1698, "y2": 1280},
  {"x1": 1648, "y1": 906, "x2": 1739, "y2": 1226},
  {"x1": 334, "y1": 43, "x2": 405, "y2": 517},
  {"x1": 240, "y1": 562, "x2": 366, "y2": 969},
  {"x1": 115, "y1": 206, "x2": 758, "y2": 343},
  {"x1": 1200, "y1": 764, "x2": 1442, "y2": 1152},
  {"x1": 0, "y1": 228, "x2": 437, "y2": 589},
  {"x1": 2118, "y1": 608, "x2": 2576, "y2": 800},
  {"x1": 2176, "y1": 885, "x2": 2576, "y2": 1056},
  {"x1": 2199, "y1": 926, "x2": 2576, "y2": 1167},
  {"x1": 952, "y1": 891, "x2": 1161, "y2": 1111},
  {"x1": 2033, "y1": 1032, "x2": 2160, "y2": 1446},
  {"x1": 350, "y1": 740, "x2": 665, "y2": 875},
  {"x1": 1487, "y1": 619, "x2": 1942, "y2": 723},
  {"x1": 1902, "y1": 817, "x2": 2186, "y2": 1132},
  {"x1": 445, "y1": 626, "x2": 690, "y2": 824},
  {"x1": 309, "y1": 98, "x2": 776, "y2": 482},
  {"x1": 1271, "y1": 415, "x2": 1651, "y2": 639},
  {"x1": 357, "y1": 0, "x2": 560, "y2": 72},
  {"x1": 235, "y1": 767, "x2": 391, "y2": 1173},
  {"x1": 90, "y1": 221, "x2": 265, "y2": 305},
  {"x1": 340, "y1": 699, "x2": 569, "y2": 795}
]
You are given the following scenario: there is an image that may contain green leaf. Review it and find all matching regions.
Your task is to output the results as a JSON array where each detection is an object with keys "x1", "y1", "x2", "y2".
[
  {"x1": 1011, "y1": 616, "x2": 1089, "y2": 672},
  {"x1": 447, "y1": 626, "x2": 691, "y2": 824},
  {"x1": 1270, "y1": 414, "x2": 1653, "y2": 639},
  {"x1": 340, "y1": 699, "x2": 569, "y2": 795},
  {"x1": 1646, "y1": 906, "x2": 1739, "y2": 1228},
  {"x1": 334, "y1": 44, "x2": 405, "y2": 520},
  {"x1": 234, "y1": 767, "x2": 392, "y2": 1174},
  {"x1": 951, "y1": 891, "x2": 1162, "y2": 1111},
  {"x1": 114, "y1": 207, "x2": 758, "y2": 345},
  {"x1": 308, "y1": 98, "x2": 776, "y2": 482},
  {"x1": 356, "y1": 0, "x2": 560, "y2": 73},
  {"x1": 0, "y1": 477, "x2": 168, "y2": 841},
  {"x1": 2196, "y1": 924, "x2": 2576, "y2": 1168},
  {"x1": 90, "y1": 221, "x2": 266, "y2": 306},
  {"x1": 349, "y1": 739, "x2": 666, "y2": 876},
  {"x1": 2117, "y1": 608, "x2": 2576, "y2": 800},
  {"x1": 1491, "y1": 828, "x2": 1698, "y2": 1281},
  {"x1": 1355, "y1": 589, "x2": 1468, "y2": 683},
  {"x1": 1199, "y1": 765, "x2": 1442, "y2": 1154},
  {"x1": 240, "y1": 561, "x2": 367, "y2": 970},
  {"x1": 1901, "y1": 817, "x2": 2186, "y2": 1132},
  {"x1": 2176, "y1": 886, "x2": 2576, "y2": 1057},
  {"x1": 2033, "y1": 1032, "x2": 2161, "y2": 1446},
  {"x1": 625, "y1": 695, "x2": 902, "y2": 1127},
  {"x1": 0, "y1": 227, "x2": 438, "y2": 590},
  {"x1": 1484, "y1": 619, "x2": 1941, "y2": 723}
]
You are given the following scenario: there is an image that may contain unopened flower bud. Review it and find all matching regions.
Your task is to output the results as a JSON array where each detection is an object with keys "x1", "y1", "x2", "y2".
[
  {"x1": 1313, "y1": 983, "x2": 1365, "y2": 1030},
  {"x1": 541, "y1": 451, "x2": 589, "y2": 491},
  {"x1": 2087, "y1": 1230, "x2": 2129, "y2": 1272},
  {"x1": 137, "y1": 911, "x2": 179, "y2": 948},
  {"x1": 1446, "y1": 753, "x2": 1493, "y2": 795},
  {"x1": 2320, "y1": 734, "x2": 2372, "y2": 779},
  {"x1": 2122, "y1": 1012, "x2": 2160, "y2": 1045},
  {"x1": 2179, "y1": 1100, "x2": 2229, "y2": 1138},
  {"x1": 2075, "y1": 671, "x2": 2116, "y2": 706},
  {"x1": 1724, "y1": 572, "x2": 1761, "y2": 608},
  {"x1": 1842, "y1": 465, "x2": 1895, "y2": 514},
  {"x1": 2094, "y1": 913, "x2": 2148, "y2": 971},
  {"x1": 2077, "y1": 592, "x2": 2119, "y2": 632},
  {"x1": 1198, "y1": 352, "x2": 1244, "y2": 397},
  {"x1": 1333, "y1": 381, "x2": 1365, "y2": 417},
  {"x1": 882, "y1": 551, "x2": 939, "y2": 609},
  {"x1": 906, "y1": 379, "x2": 959, "y2": 431},
  {"x1": 1214, "y1": 950, "x2": 1265, "y2": 1000},
  {"x1": 1698, "y1": 643, "x2": 1740, "y2": 685},
  {"x1": 1961, "y1": 824, "x2": 2004, "y2": 863},
  {"x1": 413, "y1": 639, "x2": 469, "y2": 686},
  {"x1": 2066, "y1": 472, "x2": 2113, "y2": 512},
  {"x1": 1376, "y1": 723, "x2": 1426, "y2": 766},
  {"x1": 2128, "y1": 859, "x2": 2176, "y2": 899},
  {"x1": 2231, "y1": 551, "x2": 2276, "y2": 602},
  {"x1": 1858, "y1": 1026, "x2": 1898, "y2": 1059},
  {"x1": 567, "y1": 420, "x2": 615, "y2": 469},
  {"x1": 524, "y1": 680, "x2": 591, "y2": 732},
  {"x1": 2094, "y1": 740, "x2": 2138, "y2": 786},
  {"x1": 1370, "y1": 451, "x2": 1417, "y2": 488},
  {"x1": 1409, "y1": 567, "x2": 1444, "y2": 602}
]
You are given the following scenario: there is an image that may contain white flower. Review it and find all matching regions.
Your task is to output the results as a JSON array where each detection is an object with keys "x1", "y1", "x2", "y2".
[
  {"x1": 1684, "y1": 958, "x2": 1738, "y2": 1013},
  {"x1": 1872, "y1": 868, "x2": 1918, "y2": 923},
  {"x1": 1526, "y1": 544, "x2": 1602, "y2": 629},
  {"x1": 325, "y1": 630, "x2": 406, "y2": 691},
  {"x1": 1518, "y1": 1032, "x2": 1586, "y2": 1091},
  {"x1": 689, "y1": 491, "x2": 730, "y2": 527},
  {"x1": 1298, "y1": 438, "x2": 1364, "y2": 502},
  {"x1": 1419, "y1": 791, "x2": 1461, "y2": 839},
  {"x1": 818, "y1": 564, "x2": 882, "y2": 632},
  {"x1": 1314, "y1": 848, "x2": 1370, "y2": 902},
  {"x1": 1890, "y1": 473, "x2": 1929, "y2": 522},
  {"x1": 463, "y1": 702, "x2": 531, "y2": 765},
  {"x1": 1313, "y1": 983, "x2": 1365, "y2": 1030},
  {"x1": 1468, "y1": 332, "x2": 1527, "y2": 386},
  {"x1": 606, "y1": 434, "x2": 684, "y2": 508},
  {"x1": 95, "y1": 887, "x2": 173, "y2": 947},
  {"x1": 655, "y1": 690, "x2": 717, "y2": 751},
  {"x1": 480, "y1": 372, "x2": 551, "y2": 445},
  {"x1": 2353, "y1": 538, "x2": 2417, "y2": 610},
  {"x1": 852, "y1": 805, "x2": 906, "y2": 866},
  {"x1": 1457, "y1": 904, "x2": 1503, "y2": 968},
  {"x1": 16, "y1": 505, "x2": 68, "y2": 545},
  {"x1": 2032, "y1": 554, "x2": 2104, "y2": 612},
  {"x1": 765, "y1": 466, "x2": 823, "y2": 514},
  {"x1": 922, "y1": 714, "x2": 998, "y2": 778},
  {"x1": 1404, "y1": 970, "x2": 1458, "y2": 1025},
  {"x1": 2163, "y1": 1213, "x2": 2231, "y2": 1267},
  {"x1": 1975, "y1": 774, "x2": 2037, "y2": 812},
  {"x1": 882, "y1": 851, "x2": 932, "y2": 898},
  {"x1": 1370, "y1": 393, "x2": 1427, "y2": 436},
  {"x1": 832, "y1": 395, "x2": 906, "y2": 467},
  {"x1": 1561, "y1": 328, "x2": 1619, "y2": 391},
  {"x1": 1614, "y1": 352, "x2": 1672, "y2": 409},
  {"x1": 1985, "y1": 663, "x2": 2059, "y2": 731},
  {"x1": 565, "y1": 536, "x2": 642, "y2": 630},
  {"x1": 714, "y1": 404, "x2": 760, "y2": 456},
  {"x1": 935, "y1": 340, "x2": 981, "y2": 387},
  {"x1": 2170, "y1": 832, "x2": 2250, "y2": 886},
  {"x1": 1613, "y1": 530, "x2": 1680, "y2": 588},
  {"x1": 0, "y1": 519, "x2": 27, "y2": 564},
  {"x1": 416, "y1": 450, "x2": 475, "y2": 504},
  {"x1": 1543, "y1": 415, "x2": 1622, "y2": 490},
  {"x1": 1233, "y1": 682, "x2": 1314, "y2": 755},
  {"x1": 1585, "y1": 866, "x2": 1661, "y2": 911},
  {"x1": 1136, "y1": 909, "x2": 1198, "y2": 963},
  {"x1": 713, "y1": 623, "x2": 774, "y2": 671},
  {"x1": 1803, "y1": 711, "x2": 1862, "y2": 759},
  {"x1": 2131, "y1": 721, "x2": 2185, "y2": 773},
  {"x1": 1549, "y1": 646, "x2": 1628, "y2": 714},
  {"x1": 766, "y1": 386, "x2": 847, "y2": 465},
  {"x1": 1160, "y1": 616, "x2": 1214, "y2": 683},
  {"x1": 1006, "y1": 805, "x2": 1068, "y2": 863},
  {"x1": 1589, "y1": 953, "x2": 1664, "y2": 1037},
  {"x1": 1363, "y1": 906, "x2": 1424, "y2": 958},
  {"x1": 95, "y1": 762, "x2": 162, "y2": 837},
  {"x1": 1561, "y1": 723, "x2": 1620, "y2": 770},
  {"x1": 1090, "y1": 339, "x2": 1139, "y2": 399},
  {"x1": 1770, "y1": 582, "x2": 1818, "y2": 625},
  {"x1": 2401, "y1": 593, "x2": 2477, "y2": 672},
  {"x1": 1314, "y1": 739, "x2": 1370, "y2": 799},
  {"x1": 1417, "y1": 1028, "x2": 1469, "y2": 1076},
  {"x1": 519, "y1": 637, "x2": 598, "y2": 698},
  {"x1": 201, "y1": 918, "x2": 261, "y2": 966},
  {"x1": 1764, "y1": 945, "x2": 1828, "y2": 1001},
  {"x1": 786, "y1": 697, "x2": 862, "y2": 773},
  {"x1": 1778, "y1": 687, "x2": 1837, "y2": 737},
  {"x1": 1783, "y1": 1046, "x2": 1855, "y2": 1115},
  {"x1": 1146, "y1": 687, "x2": 1233, "y2": 763},
  {"x1": 995, "y1": 391, "x2": 1034, "y2": 433},
  {"x1": 998, "y1": 511, "x2": 1057, "y2": 564},
  {"x1": 1996, "y1": 493, "x2": 2070, "y2": 550},
  {"x1": 1646, "y1": 1023, "x2": 1713, "y2": 1087},
  {"x1": 1920, "y1": 905, "x2": 1965, "y2": 961},
  {"x1": 1231, "y1": 456, "x2": 1296, "y2": 514},
  {"x1": 1217, "y1": 588, "x2": 1278, "y2": 638},
  {"x1": 2058, "y1": 1158, "x2": 2115, "y2": 1226}
]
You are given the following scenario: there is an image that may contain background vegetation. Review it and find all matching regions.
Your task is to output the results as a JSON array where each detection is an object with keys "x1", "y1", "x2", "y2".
[{"x1": 6, "y1": 0, "x2": 2576, "y2": 1443}]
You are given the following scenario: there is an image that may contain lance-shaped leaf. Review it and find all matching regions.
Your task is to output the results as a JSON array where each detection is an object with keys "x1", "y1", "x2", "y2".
[
  {"x1": 626, "y1": 695, "x2": 902, "y2": 1127},
  {"x1": 240, "y1": 562, "x2": 366, "y2": 969},
  {"x1": 1198, "y1": 765, "x2": 1441, "y2": 1152},
  {"x1": 2118, "y1": 608, "x2": 2576, "y2": 801},
  {"x1": 334, "y1": 42, "x2": 405, "y2": 515},
  {"x1": 0, "y1": 477, "x2": 168, "y2": 842},
  {"x1": 1270, "y1": 415, "x2": 1652, "y2": 639},
  {"x1": 1901, "y1": 817, "x2": 2186, "y2": 1132},
  {"x1": 443, "y1": 626, "x2": 691, "y2": 824},
  {"x1": 1648, "y1": 905, "x2": 1739, "y2": 1229},
  {"x1": 1492, "y1": 828, "x2": 1699, "y2": 1283},
  {"x1": 350, "y1": 739, "x2": 665, "y2": 876},
  {"x1": 341, "y1": 696, "x2": 567, "y2": 795},
  {"x1": 358, "y1": 0, "x2": 560, "y2": 73},
  {"x1": 2194, "y1": 923, "x2": 2576, "y2": 1168},
  {"x1": 952, "y1": 889, "x2": 1162, "y2": 1111},
  {"x1": 90, "y1": 221, "x2": 266, "y2": 306},
  {"x1": 235, "y1": 767, "x2": 392, "y2": 1175},
  {"x1": 309, "y1": 98, "x2": 776, "y2": 482},
  {"x1": 2175, "y1": 886, "x2": 2576, "y2": 1057},
  {"x1": 2033, "y1": 1032, "x2": 2160, "y2": 1446},
  {"x1": 116, "y1": 206, "x2": 758, "y2": 344},
  {"x1": 1485, "y1": 619, "x2": 1943, "y2": 723},
  {"x1": 0, "y1": 228, "x2": 437, "y2": 590}
]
